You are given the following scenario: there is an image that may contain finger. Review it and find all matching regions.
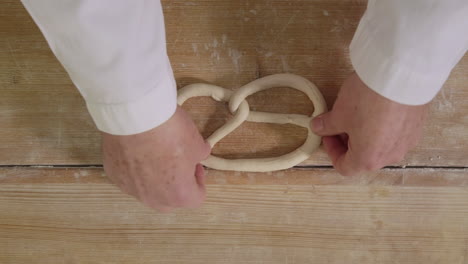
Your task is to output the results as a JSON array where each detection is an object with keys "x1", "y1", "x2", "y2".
[
  {"x1": 182, "y1": 164, "x2": 207, "y2": 209},
  {"x1": 322, "y1": 136, "x2": 348, "y2": 165},
  {"x1": 323, "y1": 136, "x2": 359, "y2": 176},
  {"x1": 311, "y1": 112, "x2": 345, "y2": 136},
  {"x1": 334, "y1": 152, "x2": 361, "y2": 177}
]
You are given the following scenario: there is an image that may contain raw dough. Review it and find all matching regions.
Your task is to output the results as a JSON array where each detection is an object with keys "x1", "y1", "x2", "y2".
[{"x1": 177, "y1": 73, "x2": 327, "y2": 172}]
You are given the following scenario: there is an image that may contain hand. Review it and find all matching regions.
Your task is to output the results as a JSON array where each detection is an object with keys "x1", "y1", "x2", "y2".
[
  {"x1": 311, "y1": 73, "x2": 429, "y2": 176},
  {"x1": 102, "y1": 106, "x2": 211, "y2": 212}
]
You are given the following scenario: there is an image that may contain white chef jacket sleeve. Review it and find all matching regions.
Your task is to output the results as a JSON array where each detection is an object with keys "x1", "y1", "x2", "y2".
[
  {"x1": 21, "y1": 0, "x2": 177, "y2": 135},
  {"x1": 350, "y1": 0, "x2": 468, "y2": 105}
]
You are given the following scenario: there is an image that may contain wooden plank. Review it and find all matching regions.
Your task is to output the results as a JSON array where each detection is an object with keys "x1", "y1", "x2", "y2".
[
  {"x1": 2, "y1": 167, "x2": 468, "y2": 187},
  {"x1": 1, "y1": 168, "x2": 468, "y2": 263},
  {"x1": 0, "y1": 0, "x2": 467, "y2": 166}
]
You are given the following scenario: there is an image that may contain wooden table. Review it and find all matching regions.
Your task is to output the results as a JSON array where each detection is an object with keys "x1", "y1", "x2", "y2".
[{"x1": 1, "y1": 1, "x2": 467, "y2": 263}]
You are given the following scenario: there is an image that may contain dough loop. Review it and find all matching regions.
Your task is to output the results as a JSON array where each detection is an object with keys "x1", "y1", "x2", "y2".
[{"x1": 177, "y1": 73, "x2": 327, "y2": 172}]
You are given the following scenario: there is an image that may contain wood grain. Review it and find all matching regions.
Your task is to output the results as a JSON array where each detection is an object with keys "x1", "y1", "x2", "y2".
[
  {"x1": 2, "y1": 1, "x2": 468, "y2": 263},
  {"x1": 1, "y1": 0, "x2": 467, "y2": 166},
  {"x1": 1, "y1": 168, "x2": 468, "y2": 263},
  {"x1": 2, "y1": 167, "x2": 468, "y2": 187}
]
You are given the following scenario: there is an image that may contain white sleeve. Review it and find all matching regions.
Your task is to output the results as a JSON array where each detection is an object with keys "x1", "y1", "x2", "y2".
[
  {"x1": 21, "y1": 0, "x2": 177, "y2": 135},
  {"x1": 350, "y1": 0, "x2": 468, "y2": 105}
]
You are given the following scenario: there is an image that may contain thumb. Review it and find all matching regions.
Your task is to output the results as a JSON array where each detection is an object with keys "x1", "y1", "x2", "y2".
[{"x1": 310, "y1": 112, "x2": 344, "y2": 136}]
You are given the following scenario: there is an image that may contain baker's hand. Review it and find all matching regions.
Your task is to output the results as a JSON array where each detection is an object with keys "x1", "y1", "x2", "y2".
[
  {"x1": 311, "y1": 73, "x2": 429, "y2": 176},
  {"x1": 102, "y1": 106, "x2": 211, "y2": 212}
]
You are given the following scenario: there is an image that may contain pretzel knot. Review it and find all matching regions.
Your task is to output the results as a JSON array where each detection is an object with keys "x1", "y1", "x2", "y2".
[{"x1": 177, "y1": 73, "x2": 327, "y2": 172}]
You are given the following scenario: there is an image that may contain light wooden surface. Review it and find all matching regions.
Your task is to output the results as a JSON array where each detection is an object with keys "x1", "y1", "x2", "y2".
[
  {"x1": 1, "y1": 0, "x2": 468, "y2": 263},
  {"x1": 1, "y1": 168, "x2": 468, "y2": 264},
  {"x1": 1, "y1": 0, "x2": 467, "y2": 166}
]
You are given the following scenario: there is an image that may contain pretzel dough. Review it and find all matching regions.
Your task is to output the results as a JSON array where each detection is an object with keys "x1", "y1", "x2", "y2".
[{"x1": 177, "y1": 73, "x2": 327, "y2": 172}]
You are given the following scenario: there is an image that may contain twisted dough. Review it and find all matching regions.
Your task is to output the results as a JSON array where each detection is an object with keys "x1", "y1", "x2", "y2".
[{"x1": 177, "y1": 73, "x2": 327, "y2": 172}]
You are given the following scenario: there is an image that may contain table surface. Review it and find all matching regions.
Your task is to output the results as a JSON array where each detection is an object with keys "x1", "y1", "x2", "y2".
[{"x1": 1, "y1": 0, "x2": 467, "y2": 263}]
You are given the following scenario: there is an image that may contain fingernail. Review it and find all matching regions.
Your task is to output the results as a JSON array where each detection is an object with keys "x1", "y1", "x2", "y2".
[{"x1": 311, "y1": 117, "x2": 323, "y2": 132}]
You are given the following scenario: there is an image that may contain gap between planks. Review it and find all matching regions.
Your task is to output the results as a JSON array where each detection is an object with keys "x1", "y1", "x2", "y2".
[{"x1": 0, "y1": 167, "x2": 467, "y2": 187}]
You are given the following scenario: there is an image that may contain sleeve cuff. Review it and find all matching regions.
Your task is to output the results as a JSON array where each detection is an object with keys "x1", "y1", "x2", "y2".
[
  {"x1": 86, "y1": 69, "x2": 177, "y2": 136},
  {"x1": 349, "y1": 20, "x2": 450, "y2": 106}
]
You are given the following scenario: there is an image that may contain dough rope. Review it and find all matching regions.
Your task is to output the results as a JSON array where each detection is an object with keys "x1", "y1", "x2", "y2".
[{"x1": 177, "y1": 73, "x2": 327, "y2": 172}]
